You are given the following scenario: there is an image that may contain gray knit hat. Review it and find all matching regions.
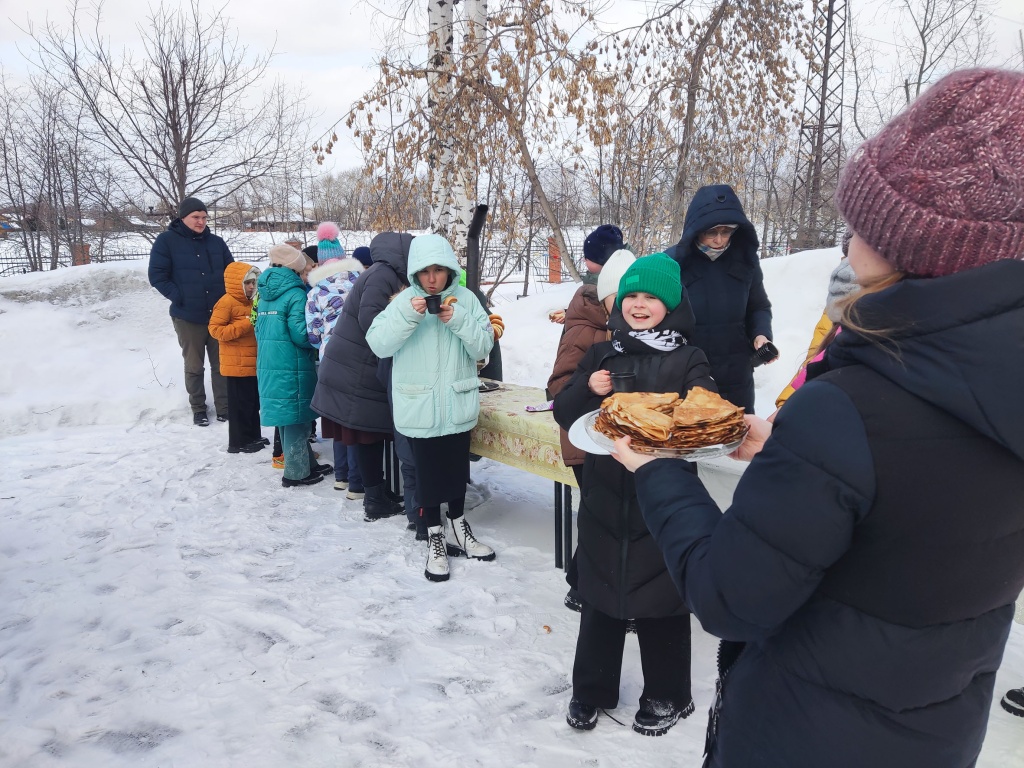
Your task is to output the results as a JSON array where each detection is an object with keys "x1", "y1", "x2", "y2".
[{"x1": 178, "y1": 197, "x2": 207, "y2": 219}]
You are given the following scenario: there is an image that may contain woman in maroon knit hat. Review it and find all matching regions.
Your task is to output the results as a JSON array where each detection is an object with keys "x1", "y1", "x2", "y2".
[{"x1": 614, "y1": 68, "x2": 1024, "y2": 767}]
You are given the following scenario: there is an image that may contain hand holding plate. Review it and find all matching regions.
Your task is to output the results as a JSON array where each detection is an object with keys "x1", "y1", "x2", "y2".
[
  {"x1": 610, "y1": 436, "x2": 656, "y2": 473},
  {"x1": 729, "y1": 414, "x2": 771, "y2": 462}
]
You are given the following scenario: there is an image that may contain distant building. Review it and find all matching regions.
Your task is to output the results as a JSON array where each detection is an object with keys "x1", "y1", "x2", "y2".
[
  {"x1": 245, "y1": 216, "x2": 317, "y2": 233},
  {"x1": 0, "y1": 214, "x2": 20, "y2": 238}
]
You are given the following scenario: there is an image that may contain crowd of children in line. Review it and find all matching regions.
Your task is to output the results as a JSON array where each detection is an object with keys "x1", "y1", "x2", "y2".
[{"x1": 204, "y1": 223, "x2": 504, "y2": 584}]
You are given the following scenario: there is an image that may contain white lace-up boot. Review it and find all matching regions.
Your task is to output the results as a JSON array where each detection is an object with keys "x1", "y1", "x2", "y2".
[
  {"x1": 424, "y1": 526, "x2": 450, "y2": 582},
  {"x1": 446, "y1": 516, "x2": 496, "y2": 561}
]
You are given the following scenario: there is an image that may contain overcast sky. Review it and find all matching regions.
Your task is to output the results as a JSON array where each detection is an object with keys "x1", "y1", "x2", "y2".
[
  {"x1": 1, "y1": 0, "x2": 1022, "y2": 173},
  {"x1": 0, "y1": 0, "x2": 389, "y2": 169}
]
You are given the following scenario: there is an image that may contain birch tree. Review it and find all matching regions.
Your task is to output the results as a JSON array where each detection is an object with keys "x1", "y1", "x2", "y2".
[
  {"x1": 425, "y1": 0, "x2": 488, "y2": 252},
  {"x1": 346, "y1": 0, "x2": 604, "y2": 279}
]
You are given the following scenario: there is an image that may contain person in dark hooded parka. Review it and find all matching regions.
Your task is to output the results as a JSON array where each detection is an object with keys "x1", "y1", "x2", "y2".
[
  {"x1": 616, "y1": 68, "x2": 1024, "y2": 768},
  {"x1": 311, "y1": 231, "x2": 414, "y2": 522},
  {"x1": 665, "y1": 185, "x2": 772, "y2": 412}
]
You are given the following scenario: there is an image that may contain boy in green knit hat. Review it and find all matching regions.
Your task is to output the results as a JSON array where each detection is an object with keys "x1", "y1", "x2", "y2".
[{"x1": 553, "y1": 252, "x2": 718, "y2": 736}]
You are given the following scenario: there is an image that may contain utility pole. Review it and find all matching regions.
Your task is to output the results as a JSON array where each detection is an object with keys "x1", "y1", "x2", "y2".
[{"x1": 790, "y1": 0, "x2": 847, "y2": 252}]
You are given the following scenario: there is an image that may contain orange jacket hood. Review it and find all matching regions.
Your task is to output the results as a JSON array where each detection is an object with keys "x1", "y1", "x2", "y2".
[{"x1": 224, "y1": 261, "x2": 258, "y2": 305}]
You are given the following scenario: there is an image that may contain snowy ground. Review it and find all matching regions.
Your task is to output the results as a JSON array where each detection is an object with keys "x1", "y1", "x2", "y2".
[{"x1": 2, "y1": 252, "x2": 1022, "y2": 767}]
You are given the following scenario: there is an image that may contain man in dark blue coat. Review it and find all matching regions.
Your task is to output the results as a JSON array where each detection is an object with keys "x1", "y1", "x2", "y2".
[
  {"x1": 148, "y1": 197, "x2": 234, "y2": 426},
  {"x1": 665, "y1": 185, "x2": 773, "y2": 412}
]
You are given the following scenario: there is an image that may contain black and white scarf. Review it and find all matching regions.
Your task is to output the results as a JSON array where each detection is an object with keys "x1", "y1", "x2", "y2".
[{"x1": 612, "y1": 328, "x2": 687, "y2": 355}]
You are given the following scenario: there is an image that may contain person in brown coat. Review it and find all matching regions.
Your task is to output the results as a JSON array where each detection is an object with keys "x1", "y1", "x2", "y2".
[
  {"x1": 209, "y1": 261, "x2": 265, "y2": 453},
  {"x1": 547, "y1": 248, "x2": 637, "y2": 482}
]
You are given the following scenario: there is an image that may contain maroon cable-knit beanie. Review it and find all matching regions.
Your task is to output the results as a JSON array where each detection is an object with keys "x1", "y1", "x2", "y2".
[{"x1": 835, "y1": 68, "x2": 1024, "y2": 277}]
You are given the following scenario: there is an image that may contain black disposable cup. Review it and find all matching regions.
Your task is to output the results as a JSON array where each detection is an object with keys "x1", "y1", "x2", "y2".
[
  {"x1": 424, "y1": 294, "x2": 442, "y2": 314},
  {"x1": 610, "y1": 372, "x2": 637, "y2": 393},
  {"x1": 751, "y1": 340, "x2": 779, "y2": 367}
]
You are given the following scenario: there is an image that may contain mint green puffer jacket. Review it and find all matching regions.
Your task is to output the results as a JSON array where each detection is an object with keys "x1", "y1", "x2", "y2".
[
  {"x1": 366, "y1": 234, "x2": 494, "y2": 438},
  {"x1": 254, "y1": 266, "x2": 317, "y2": 427}
]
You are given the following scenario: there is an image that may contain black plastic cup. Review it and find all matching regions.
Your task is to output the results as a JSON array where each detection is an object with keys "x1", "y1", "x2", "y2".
[
  {"x1": 424, "y1": 294, "x2": 442, "y2": 314},
  {"x1": 751, "y1": 340, "x2": 779, "y2": 367},
  {"x1": 610, "y1": 372, "x2": 637, "y2": 393}
]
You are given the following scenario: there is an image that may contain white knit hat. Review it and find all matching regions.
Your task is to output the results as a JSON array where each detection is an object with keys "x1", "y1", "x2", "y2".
[
  {"x1": 268, "y1": 244, "x2": 306, "y2": 273},
  {"x1": 596, "y1": 249, "x2": 637, "y2": 301}
]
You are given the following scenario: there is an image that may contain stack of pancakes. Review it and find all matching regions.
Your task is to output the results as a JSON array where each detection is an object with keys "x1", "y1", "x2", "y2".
[{"x1": 594, "y1": 387, "x2": 746, "y2": 453}]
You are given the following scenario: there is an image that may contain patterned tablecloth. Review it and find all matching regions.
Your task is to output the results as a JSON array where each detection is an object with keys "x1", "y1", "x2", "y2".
[{"x1": 471, "y1": 380, "x2": 578, "y2": 488}]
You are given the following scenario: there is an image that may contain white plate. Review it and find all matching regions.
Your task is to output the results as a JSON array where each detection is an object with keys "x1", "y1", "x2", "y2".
[
  {"x1": 576, "y1": 410, "x2": 747, "y2": 461},
  {"x1": 567, "y1": 410, "x2": 610, "y2": 455}
]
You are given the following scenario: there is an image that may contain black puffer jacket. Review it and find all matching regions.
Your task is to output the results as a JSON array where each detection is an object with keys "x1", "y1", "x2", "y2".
[
  {"x1": 636, "y1": 259, "x2": 1024, "y2": 767},
  {"x1": 148, "y1": 219, "x2": 234, "y2": 324},
  {"x1": 553, "y1": 300, "x2": 714, "y2": 619},
  {"x1": 665, "y1": 185, "x2": 771, "y2": 412},
  {"x1": 311, "y1": 232, "x2": 414, "y2": 432}
]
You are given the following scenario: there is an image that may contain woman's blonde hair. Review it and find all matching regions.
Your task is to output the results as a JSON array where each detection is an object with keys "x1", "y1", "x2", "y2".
[{"x1": 830, "y1": 272, "x2": 906, "y2": 358}]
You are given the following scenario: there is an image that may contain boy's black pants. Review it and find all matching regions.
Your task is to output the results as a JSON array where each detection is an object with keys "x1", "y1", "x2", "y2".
[{"x1": 572, "y1": 600, "x2": 691, "y2": 710}]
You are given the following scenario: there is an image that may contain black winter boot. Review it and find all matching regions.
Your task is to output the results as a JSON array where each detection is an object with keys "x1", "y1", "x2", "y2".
[
  {"x1": 363, "y1": 484, "x2": 404, "y2": 522},
  {"x1": 566, "y1": 697, "x2": 598, "y2": 730},
  {"x1": 632, "y1": 697, "x2": 694, "y2": 736},
  {"x1": 564, "y1": 588, "x2": 582, "y2": 613},
  {"x1": 1002, "y1": 687, "x2": 1024, "y2": 717}
]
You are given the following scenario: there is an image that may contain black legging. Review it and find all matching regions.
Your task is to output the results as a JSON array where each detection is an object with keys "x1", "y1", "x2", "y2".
[
  {"x1": 355, "y1": 442, "x2": 385, "y2": 488},
  {"x1": 422, "y1": 496, "x2": 465, "y2": 529}
]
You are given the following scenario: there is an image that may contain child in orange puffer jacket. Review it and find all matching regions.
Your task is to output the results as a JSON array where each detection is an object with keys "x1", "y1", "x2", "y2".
[{"x1": 209, "y1": 262, "x2": 265, "y2": 453}]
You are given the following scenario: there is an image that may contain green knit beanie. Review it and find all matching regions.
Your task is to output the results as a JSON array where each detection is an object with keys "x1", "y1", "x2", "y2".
[{"x1": 617, "y1": 253, "x2": 682, "y2": 311}]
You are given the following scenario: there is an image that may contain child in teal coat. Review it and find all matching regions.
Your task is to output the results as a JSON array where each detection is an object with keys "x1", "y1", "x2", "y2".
[
  {"x1": 255, "y1": 244, "x2": 330, "y2": 487},
  {"x1": 366, "y1": 234, "x2": 495, "y2": 582}
]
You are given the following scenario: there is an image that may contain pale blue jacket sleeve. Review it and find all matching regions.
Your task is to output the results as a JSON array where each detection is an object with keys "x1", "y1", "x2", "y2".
[{"x1": 445, "y1": 288, "x2": 495, "y2": 362}]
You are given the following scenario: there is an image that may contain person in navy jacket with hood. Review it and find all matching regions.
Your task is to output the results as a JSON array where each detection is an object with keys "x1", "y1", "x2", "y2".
[
  {"x1": 148, "y1": 197, "x2": 234, "y2": 425},
  {"x1": 616, "y1": 68, "x2": 1024, "y2": 768},
  {"x1": 665, "y1": 185, "x2": 772, "y2": 412}
]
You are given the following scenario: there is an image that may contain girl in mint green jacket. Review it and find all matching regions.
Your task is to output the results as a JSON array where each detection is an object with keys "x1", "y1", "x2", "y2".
[{"x1": 366, "y1": 234, "x2": 495, "y2": 583}]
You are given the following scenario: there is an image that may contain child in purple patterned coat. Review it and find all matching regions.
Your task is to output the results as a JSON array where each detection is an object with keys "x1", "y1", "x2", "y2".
[{"x1": 305, "y1": 238, "x2": 366, "y2": 494}]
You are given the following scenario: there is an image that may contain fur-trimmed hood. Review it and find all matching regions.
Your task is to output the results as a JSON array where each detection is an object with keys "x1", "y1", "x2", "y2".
[{"x1": 307, "y1": 257, "x2": 364, "y2": 287}]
